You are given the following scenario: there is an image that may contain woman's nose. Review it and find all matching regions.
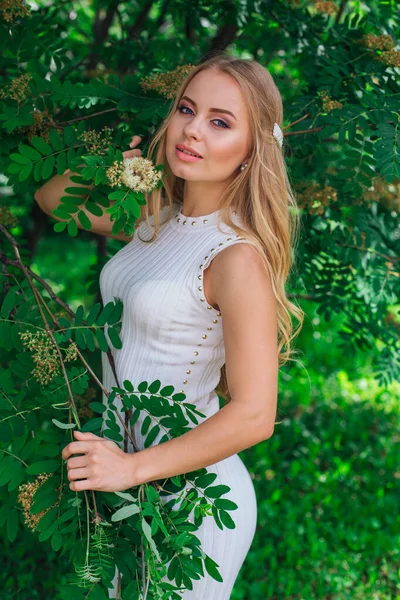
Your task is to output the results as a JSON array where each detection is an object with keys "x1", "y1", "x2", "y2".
[
  {"x1": 182, "y1": 117, "x2": 203, "y2": 138},
  {"x1": 182, "y1": 124, "x2": 202, "y2": 139}
]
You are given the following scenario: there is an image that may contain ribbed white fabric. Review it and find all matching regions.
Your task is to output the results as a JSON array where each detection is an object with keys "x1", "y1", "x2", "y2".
[{"x1": 100, "y1": 201, "x2": 258, "y2": 599}]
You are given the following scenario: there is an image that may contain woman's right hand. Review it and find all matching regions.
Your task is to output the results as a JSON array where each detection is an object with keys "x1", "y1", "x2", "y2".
[{"x1": 122, "y1": 135, "x2": 143, "y2": 160}]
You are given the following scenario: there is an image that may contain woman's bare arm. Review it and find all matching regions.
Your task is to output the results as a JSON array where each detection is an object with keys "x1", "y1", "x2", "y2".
[{"x1": 34, "y1": 135, "x2": 143, "y2": 242}]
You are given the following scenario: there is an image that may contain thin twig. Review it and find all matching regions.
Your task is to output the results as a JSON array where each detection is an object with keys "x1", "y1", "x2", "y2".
[
  {"x1": 0, "y1": 225, "x2": 81, "y2": 428},
  {"x1": 0, "y1": 447, "x2": 28, "y2": 467},
  {"x1": 0, "y1": 224, "x2": 139, "y2": 451}
]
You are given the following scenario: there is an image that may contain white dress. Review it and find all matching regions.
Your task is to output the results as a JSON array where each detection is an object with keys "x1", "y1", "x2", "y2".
[{"x1": 99, "y1": 201, "x2": 258, "y2": 599}]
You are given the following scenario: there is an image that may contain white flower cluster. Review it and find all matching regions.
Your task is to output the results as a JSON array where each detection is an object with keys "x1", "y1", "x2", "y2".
[{"x1": 120, "y1": 157, "x2": 163, "y2": 193}]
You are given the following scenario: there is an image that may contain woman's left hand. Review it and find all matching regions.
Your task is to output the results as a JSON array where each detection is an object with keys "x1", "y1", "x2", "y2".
[{"x1": 61, "y1": 430, "x2": 137, "y2": 492}]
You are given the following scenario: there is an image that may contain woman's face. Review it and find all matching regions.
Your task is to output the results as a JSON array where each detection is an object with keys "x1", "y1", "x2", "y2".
[{"x1": 166, "y1": 69, "x2": 252, "y2": 184}]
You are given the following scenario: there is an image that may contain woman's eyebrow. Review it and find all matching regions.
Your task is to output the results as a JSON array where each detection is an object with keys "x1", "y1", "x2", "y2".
[{"x1": 180, "y1": 95, "x2": 237, "y2": 121}]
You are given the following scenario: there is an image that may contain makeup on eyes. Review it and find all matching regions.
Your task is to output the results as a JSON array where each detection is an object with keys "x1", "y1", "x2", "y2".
[
  {"x1": 180, "y1": 95, "x2": 237, "y2": 120},
  {"x1": 177, "y1": 104, "x2": 231, "y2": 129}
]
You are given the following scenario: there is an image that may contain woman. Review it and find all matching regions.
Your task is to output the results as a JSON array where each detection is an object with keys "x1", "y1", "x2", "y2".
[{"x1": 38, "y1": 54, "x2": 303, "y2": 598}]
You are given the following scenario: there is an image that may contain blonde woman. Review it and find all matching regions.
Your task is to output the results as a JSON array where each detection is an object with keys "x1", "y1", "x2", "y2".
[{"x1": 38, "y1": 53, "x2": 303, "y2": 598}]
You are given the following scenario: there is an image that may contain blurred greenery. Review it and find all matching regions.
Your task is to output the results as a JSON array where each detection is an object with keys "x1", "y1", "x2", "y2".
[
  {"x1": 1, "y1": 230, "x2": 399, "y2": 598},
  {"x1": 1, "y1": 0, "x2": 399, "y2": 598}
]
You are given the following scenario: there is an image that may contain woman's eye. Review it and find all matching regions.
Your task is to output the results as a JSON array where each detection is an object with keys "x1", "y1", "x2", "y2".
[{"x1": 177, "y1": 105, "x2": 229, "y2": 129}]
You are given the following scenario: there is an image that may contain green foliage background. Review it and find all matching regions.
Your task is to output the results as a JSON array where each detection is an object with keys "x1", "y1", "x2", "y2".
[{"x1": 0, "y1": 0, "x2": 399, "y2": 599}]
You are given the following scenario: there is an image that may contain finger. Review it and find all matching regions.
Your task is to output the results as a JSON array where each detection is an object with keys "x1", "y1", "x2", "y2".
[
  {"x1": 62, "y1": 441, "x2": 88, "y2": 460},
  {"x1": 74, "y1": 431, "x2": 103, "y2": 440},
  {"x1": 129, "y1": 135, "x2": 142, "y2": 148},
  {"x1": 68, "y1": 467, "x2": 90, "y2": 481},
  {"x1": 67, "y1": 456, "x2": 87, "y2": 470},
  {"x1": 122, "y1": 149, "x2": 143, "y2": 159},
  {"x1": 70, "y1": 478, "x2": 93, "y2": 492}
]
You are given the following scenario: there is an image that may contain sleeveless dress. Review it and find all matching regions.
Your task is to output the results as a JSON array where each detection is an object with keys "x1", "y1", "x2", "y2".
[{"x1": 99, "y1": 200, "x2": 258, "y2": 599}]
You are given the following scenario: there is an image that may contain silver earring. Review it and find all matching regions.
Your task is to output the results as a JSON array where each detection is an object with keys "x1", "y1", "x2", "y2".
[{"x1": 240, "y1": 162, "x2": 248, "y2": 171}]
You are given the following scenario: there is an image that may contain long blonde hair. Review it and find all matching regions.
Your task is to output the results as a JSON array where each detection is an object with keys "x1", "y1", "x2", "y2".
[{"x1": 138, "y1": 53, "x2": 304, "y2": 405}]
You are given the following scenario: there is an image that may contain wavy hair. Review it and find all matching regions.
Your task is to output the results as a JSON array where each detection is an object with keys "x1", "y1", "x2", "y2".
[{"x1": 138, "y1": 53, "x2": 305, "y2": 405}]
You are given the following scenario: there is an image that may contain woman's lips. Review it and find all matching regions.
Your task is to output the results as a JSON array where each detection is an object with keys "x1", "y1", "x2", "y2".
[{"x1": 175, "y1": 147, "x2": 203, "y2": 162}]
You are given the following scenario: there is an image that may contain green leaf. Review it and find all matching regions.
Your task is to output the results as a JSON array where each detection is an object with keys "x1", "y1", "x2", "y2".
[
  {"x1": 205, "y1": 484, "x2": 231, "y2": 498},
  {"x1": 204, "y1": 555, "x2": 223, "y2": 582},
  {"x1": 104, "y1": 419, "x2": 119, "y2": 431},
  {"x1": 56, "y1": 151, "x2": 67, "y2": 175},
  {"x1": 111, "y1": 503, "x2": 140, "y2": 521},
  {"x1": 33, "y1": 160, "x2": 43, "y2": 181},
  {"x1": 0, "y1": 457, "x2": 15, "y2": 485},
  {"x1": 26, "y1": 460, "x2": 60, "y2": 475},
  {"x1": 19, "y1": 163, "x2": 33, "y2": 181},
  {"x1": 38, "y1": 521, "x2": 58, "y2": 542},
  {"x1": 108, "y1": 300, "x2": 123, "y2": 325},
  {"x1": 6, "y1": 510, "x2": 18, "y2": 543},
  {"x1": 144, "y1": 425, "x2": 160, "y2": 448},
  {"x1": 31, "y1": 136, "x2": 52, "y2": 156},
  {"x1": 49, "y1": 128, "x2": 64, "y2": 151},
  {"x1": 77, "y1": 209, "x2": 92, "y2": 230},
  {"x1": 218, "y1": 509, "x2": 235, "y2": 529},
  {"x1": 95, "y1": 167, "x2": 104, "y2": 186},
  {"x1": 124, "y1": 193, "x2": 141, "y2": 219},
  {"x1": 141, "y1": 415, "x2": 151, "y2": 436},
  {"x1": 74, "y1": 327, "x2": 87, "y2": 348},
  {"x1": 42, "y1": 155, "x2": 56, "y2": 178},
  {"x1": 145, "y1": 485, "x2": 159, "y2": 503},
  {"x1": 97, "y1": 301, "x2": 116, "y2": 326},
  {"x1": 108, "y1": 190, "x2": 126, "y2": 201},
  {"x1": 53, "y1": 206, "x2": 75, "y2": 220},
  {"x1": 51, "y1": 531, "x2": 63, "y2": 552},
  {"x1": 111, "y1": 217, "x2": 126, "y2": 235},
  {"x1": 114, "y1": 491, "x2": 136, "y2": 502},
  {"x1": 68, "y1": 154, "x2": 80, "y2": 172},
  {"x1": 81, "y1": 417, "x2": 103, "y2": 433},
  {"x1": 67, "y1": 219, "x2": 78, "y2": 237},
  {"x1": 85, "y1": 201, "x2": 103, "y2": 217},
  {"x1": 167, "y1": 556, "x2": 179, "y2": 581},
  {"x1": 123, "y1": 380, "x2": 134, "y2": 392},
  {"x1": 75, "y1": 305, "x2": 84, "y2": 326},
  {"x1": 64, "y1": 186, "x2": 92, "y2": 196},
  {"x1": 86, "y1": 302, "x2": 101, "y2": 326},
  {"x1": 32, "y1": 492, "x2": 60, "y2": 516},
  {"x1": 10, "y1": 152, "x2": 31, "y2": 164},
  {"x1": 103, "y1": 429, "x2": 123, "y2": 442},
  {"x1": 213, "y1": 498, "x2": 238, "y2": 510},
  {"x1": 160, "y1": 385, "x2": 174, "y2": 397},
  {"x1": 95, "y1": 328, "x2": 109, "y2": 352},
  {"x1": 60, "y1": 197, "x2": 84, "y2": 208},
  {"x1": 54, "y1": 221, "x2": 67, "y2": 232},
  {"x1": 84, "y1": 327, "x2": 96, "y2": 352},
  {"x1": 85, "y1": 584, "x2": 109, "y2": 600},
  {"x1": 0, "y1": 422, "x2": 12, "y2": 443},
  {"x1": 1, "y1": 287, "x2": 18, "y2": 318},
  {"x1": 108, "y1": 326, "x2": 122, "y2": 349},
  {"x1": 52, "y1": 418, "x2": 76, "y2": 430},
  {"x1": 194, "y1": 473, "x2": 217, "y2": 488},
  {"x1": 90, "y1": 402, "x2": 106, "y2": 414},
  {"x1": 36, "y1": 506, "x2": 59, "y2": 532},
  {"x1": 130, "y1": 408, "x2": 141, "y2": 426},
  {"x1": 148, "y1": 380, "x2": 161, "y2": 393},
  {"x1": 7, "y1": 163, "x2": 22, "y2": 174},
  {"x1": 141, "y1": 518, "x2": 161, "y2": 562},
  {"x1": 19, "y1": 144, "x2": 42, "y2": 161}
]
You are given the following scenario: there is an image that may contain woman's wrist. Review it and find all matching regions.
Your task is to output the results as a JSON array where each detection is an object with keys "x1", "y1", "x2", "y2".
[{"x1": 126, "y1": 450, "x2": 148, "y2": 488}]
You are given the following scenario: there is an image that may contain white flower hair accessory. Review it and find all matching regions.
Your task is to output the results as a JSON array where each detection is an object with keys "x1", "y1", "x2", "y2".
[
  {"x1": 273, "y1": 122, "x2": 284, "y2": 148},
  {"x1": 240, "y1": 121, "x2": 284, "y2": 171}
]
